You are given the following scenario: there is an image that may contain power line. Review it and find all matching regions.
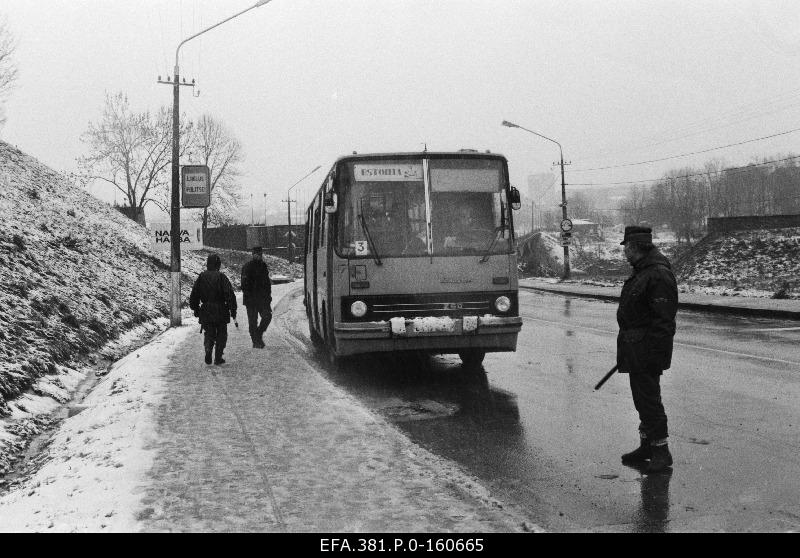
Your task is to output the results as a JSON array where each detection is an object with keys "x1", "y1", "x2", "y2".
[
  {"x1": 572, "y1": 127, "x2": 800, "y2": 172},
  {"x1": 570, "y1": 154, "x2": 800, "y2": 186},
  {"x1": 579, "y1": 87, "x2": 800, "y2": 163}
]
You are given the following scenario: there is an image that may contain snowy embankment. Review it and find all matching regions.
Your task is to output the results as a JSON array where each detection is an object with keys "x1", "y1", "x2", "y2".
[
  {"x1": 676, "y1": 228, "x2": 800, "y2": 298},
  {"x1": 0, "y1": 141, "x2": 300, "y2": 474},
  {"x1": 0, "y1": 320, "x2": 191, "y2": 532},
  {"x1": 530, "y1": 227, "x2": 800, "y2": 299}
]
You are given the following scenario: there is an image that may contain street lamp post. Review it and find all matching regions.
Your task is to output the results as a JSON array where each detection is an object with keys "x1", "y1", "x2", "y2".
[
  {"x1": 284, "y1": 165, "x2": 322, "y2": 261},
  {"x1": 163, "y1": 0, "x2": 273, "y2": 328},
  {"x1": 502, "y1": 119, "x2": 571, "y2": 279}
]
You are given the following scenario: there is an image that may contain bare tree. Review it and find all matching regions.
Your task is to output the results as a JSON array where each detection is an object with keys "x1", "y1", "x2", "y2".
[
  {"x1": 620, "y1": 184, "x2": 649, "y2": 225},
  {"x1": 79, "y1": 92, "x2": 194, "y2": 221},
  {"x1": 190, "y1": 114, "x2": 243, "y2": 229},
  {"x1": 0, "y1": 15, "x2": 19, "y2": 130}
]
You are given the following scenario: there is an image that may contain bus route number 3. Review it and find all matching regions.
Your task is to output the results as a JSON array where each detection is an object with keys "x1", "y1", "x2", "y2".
[{"x1": 355, "y1": 240, "x2": 370, "y2": 256}]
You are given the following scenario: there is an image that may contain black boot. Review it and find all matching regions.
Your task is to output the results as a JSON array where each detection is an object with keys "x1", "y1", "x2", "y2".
[
  {"x1": 205, "y1": 343, "x2": 213, "y2": 365},
  {"x1": 621, "y1": 437, "x2": 651, "y2": 464},
  {"x1": 645, "y1": 443, "x2": 673, "y2": 474},
  {"x1": 214, "y1": 347, "x2": 225, "y2": 365}
]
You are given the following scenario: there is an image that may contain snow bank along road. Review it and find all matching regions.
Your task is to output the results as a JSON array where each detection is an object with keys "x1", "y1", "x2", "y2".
[{"x1": 0, "y1": 282, "x2": 538, "y2": 533}]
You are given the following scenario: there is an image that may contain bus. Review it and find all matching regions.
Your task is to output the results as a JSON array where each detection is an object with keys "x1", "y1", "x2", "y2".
[{"x1": 303, "y1": 150, "x2": 523, "y2": 367}]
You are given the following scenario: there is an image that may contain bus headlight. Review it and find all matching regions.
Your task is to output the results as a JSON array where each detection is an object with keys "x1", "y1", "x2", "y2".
[
  {"x1": 494, "y1": 296, "x2": 511, "y2": 313},
  {"x1": 350, "y1": 300, "x2": 368, "y2": 318}
]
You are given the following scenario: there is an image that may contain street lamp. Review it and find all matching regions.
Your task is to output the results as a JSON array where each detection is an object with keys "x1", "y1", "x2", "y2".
[
  {"x1": 502, "y1": 119, "x2": 571, "y2": 279},
  {"x1": 165, "y1": 0, "x2": 274, "y2": 327},
  {"x1": 285, "y1": 165, "x2": 322, "y2": 260}
]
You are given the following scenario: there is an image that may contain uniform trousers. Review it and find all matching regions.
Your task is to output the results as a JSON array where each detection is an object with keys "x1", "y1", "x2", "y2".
[{"x1": 629, "y1": 369, "x2": 668, "y2": 442}]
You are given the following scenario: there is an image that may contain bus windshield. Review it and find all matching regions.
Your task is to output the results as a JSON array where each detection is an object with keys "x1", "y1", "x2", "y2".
[{"x1": 336, "y1": 157, "x2": 511, "y2": 258}]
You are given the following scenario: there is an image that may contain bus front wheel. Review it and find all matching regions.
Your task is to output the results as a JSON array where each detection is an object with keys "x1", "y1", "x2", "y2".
[{"x1": 459, "y1": 350, "x2": 486, "y2": 369}]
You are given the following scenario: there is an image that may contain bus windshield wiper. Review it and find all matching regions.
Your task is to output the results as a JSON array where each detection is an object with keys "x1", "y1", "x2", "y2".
[
  {"x1": 479, "y1": 224, "x2": 506, "y2": 263},
  {"x1": 358, "y1": 212, "x2": 383, "y2": 266}
]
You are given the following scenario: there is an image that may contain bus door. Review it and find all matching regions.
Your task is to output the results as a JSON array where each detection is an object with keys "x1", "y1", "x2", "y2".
[
  {"x1": 316, "y1": 190, "x2": 331, "y2": 340},
  {"x1": 310, "y1": 195, "x2": 321, "y2": 332}
]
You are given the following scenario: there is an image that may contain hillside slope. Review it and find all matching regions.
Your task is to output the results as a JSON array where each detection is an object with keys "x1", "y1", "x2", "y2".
[
  {"x1": 0, "y1": 141, "x2": 299, "y2": 422},
  {"x1": 675, "y1": 227, "x2": 800, "y2": 297}
]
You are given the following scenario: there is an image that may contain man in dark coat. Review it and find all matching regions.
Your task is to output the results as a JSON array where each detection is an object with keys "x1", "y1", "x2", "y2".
[
  {"x1": 617, "y1": 226, "x2": 678, "y2": 474},
  {"x1": 241, "y1": 246, "x2": 272, "y2": 349},
  {"x1": 189, "y1": 253, "x2": 237, "y2": 365}
]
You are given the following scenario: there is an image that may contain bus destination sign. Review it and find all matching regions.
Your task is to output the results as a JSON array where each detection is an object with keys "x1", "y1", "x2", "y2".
[{"x1": 354, "y1": 163, "x2": 423, "y2": 182}]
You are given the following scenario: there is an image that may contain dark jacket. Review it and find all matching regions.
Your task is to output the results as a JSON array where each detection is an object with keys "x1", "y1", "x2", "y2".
[
  {"x1": 616, "y1": 248, "x2": 678, "y2": 373},
  {"x1": 241, "y1": 258, "x2": 272, "y2": 307},
  {"x1": 189, "y1": 270, "x2": 237, "y2": 326}
]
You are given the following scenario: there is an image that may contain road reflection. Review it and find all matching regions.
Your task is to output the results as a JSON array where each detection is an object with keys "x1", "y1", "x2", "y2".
[{"x1": 624, "y1": 463, "x2": 673, "y2": 532}]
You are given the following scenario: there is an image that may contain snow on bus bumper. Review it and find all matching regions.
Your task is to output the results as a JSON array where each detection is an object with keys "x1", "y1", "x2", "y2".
[{"x1": 333, "y1": 315, "x2": 522, "y2": 339}]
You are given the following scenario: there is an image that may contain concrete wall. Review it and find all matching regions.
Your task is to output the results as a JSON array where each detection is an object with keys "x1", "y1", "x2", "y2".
[
  {"x1": 204, "y1": 224, "x2": 305, "y2": 255},
  {"x1": 707, "y1": 214, "x2": 800, "y2": 233}
]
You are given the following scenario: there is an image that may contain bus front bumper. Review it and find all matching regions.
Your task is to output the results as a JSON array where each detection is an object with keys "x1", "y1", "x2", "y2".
[{"x1": 333, "y1": 315, "x2": 522, "y2": 355}]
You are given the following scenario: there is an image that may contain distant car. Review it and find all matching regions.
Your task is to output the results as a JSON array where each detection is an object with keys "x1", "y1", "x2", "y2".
[{"x1": 271, "y1": 274, "x2": 293, "y2": 284}]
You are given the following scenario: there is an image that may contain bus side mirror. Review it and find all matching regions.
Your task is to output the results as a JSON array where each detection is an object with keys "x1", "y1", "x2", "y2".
[
  {"x1": 324, "y1": 192, "x2": 338, "y2": 214},
  {"x1": 510, "y1": 187, "x2": 521, "y2": 210}
]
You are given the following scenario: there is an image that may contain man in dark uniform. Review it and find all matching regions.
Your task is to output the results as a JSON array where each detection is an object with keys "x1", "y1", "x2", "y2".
[
  {"x1": 189, "y1": 253, "x2": 238, "y2": 365},
  {"x1": 617, "y1": 226, "x2": 678, "y2": 474},
  {"x1": 241, "y1": 246, "x2": 272, "y2": 349}
]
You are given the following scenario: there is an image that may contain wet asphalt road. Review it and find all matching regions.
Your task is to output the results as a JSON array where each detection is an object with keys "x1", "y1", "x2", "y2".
[{"x1": 278, "y1": 285, "x2": 800, "y2": 532}]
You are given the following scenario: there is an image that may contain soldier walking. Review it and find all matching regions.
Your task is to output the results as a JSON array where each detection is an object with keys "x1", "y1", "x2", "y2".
[
  {"x1": 189, "y1": 253, "x2": 238, "y2": 365},
  {"x1": 617, "y1": 226, "x2": 678, "y2": 474},
  {"x1": 241, "y1": 246, "x2": 272, "y2": 349}
]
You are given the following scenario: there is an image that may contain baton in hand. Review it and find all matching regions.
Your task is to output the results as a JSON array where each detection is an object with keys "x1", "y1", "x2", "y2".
[{"x1": 594, "y1": 364, "x2": 619, "y2": 390}]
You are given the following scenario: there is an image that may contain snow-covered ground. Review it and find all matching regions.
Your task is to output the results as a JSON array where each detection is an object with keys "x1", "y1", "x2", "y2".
[
  {"x1": 0, "y1": 141, "x2": 301, "y2": 474},
  {"x1": 0, "y1": 318, "x2": 191, "y2": 532},
  {"x1": 525, "y1": 226, "x2": 799, "y2": 299}
]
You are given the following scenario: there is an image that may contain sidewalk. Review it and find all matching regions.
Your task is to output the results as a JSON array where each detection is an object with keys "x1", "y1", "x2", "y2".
[
  {"x1": 0, "y1": 283, "x2": 536, "y2": 532},
  {"x1": 519, "y1": 278, "x2": 800, "y2": 320}
]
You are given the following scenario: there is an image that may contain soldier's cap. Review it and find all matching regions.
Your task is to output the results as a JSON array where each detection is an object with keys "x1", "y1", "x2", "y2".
[
  {"x1": 251, "y1": 246, "x2": 263, "y2": 253},
  {"x1": 620, "y1": 226, "x2": 652, "y2": 245}
]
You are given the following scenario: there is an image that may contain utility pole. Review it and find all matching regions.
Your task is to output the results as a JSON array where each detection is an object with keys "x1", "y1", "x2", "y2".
[
  {"x1": 282, "y1": 194, "x2": 295, "y2": 259},
  {"x1": 157, "y1": 74, "x2": 195, "y2": 327},
  {"x1": 263, "y1": 192, "x2": 267, "y2": 225},
  {"x1": 556, "y1": 153, "x2": 572, "y2": 280},
  {"x1": 158, "y1": 0, "x2": 273, "y2": 328},
  {"x1": 250, "y1": 193, "x2": 254, "y2": 225},
  {"x1": 502, "y1": 119, "x2": 571, "y2": 279}
]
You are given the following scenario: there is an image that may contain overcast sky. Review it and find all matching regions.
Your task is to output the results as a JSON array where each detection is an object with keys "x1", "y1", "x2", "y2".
[{"x1": 3, "y1": 0, "x2": 800, "y2": 221}]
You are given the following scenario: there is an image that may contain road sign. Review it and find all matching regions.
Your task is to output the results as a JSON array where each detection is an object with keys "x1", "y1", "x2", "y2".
[
  {"x1": 181, "y1": 165, "x2": 211, "y2": 208},
  {"x1": 561, "y1": 240, "x2": 570, "y2": 247},
  {"x1": 560, "y1": 231, "x2": 572, "y2": 238},
  {"x1": 560, "y1": 218, "x2": 573, "y2": 232}
]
